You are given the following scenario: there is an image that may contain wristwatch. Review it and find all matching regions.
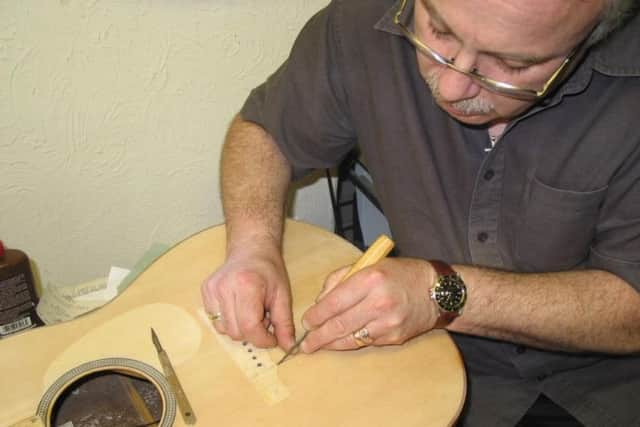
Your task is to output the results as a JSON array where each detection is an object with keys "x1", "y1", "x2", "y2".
[{"x1": 428, "y1": 260, "x2": 467, "y2": 328}]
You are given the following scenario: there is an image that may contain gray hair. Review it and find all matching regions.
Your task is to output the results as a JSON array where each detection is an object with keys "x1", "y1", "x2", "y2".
[{"x1": 587, "y1": 0, "x2": 639, "y2": 46}]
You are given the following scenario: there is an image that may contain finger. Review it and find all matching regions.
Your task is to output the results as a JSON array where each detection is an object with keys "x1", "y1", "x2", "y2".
[
  {"x1": 301, "y1": 296, "x2": 376, "y2": 353},
  {"x1": 234, "y1": 286, "x2": 277, "y2": 348},
  {"x1": 201, "y1": 277, "x2": 218, "y2": 315},
  {"x1": 324, "y1": 319, "x2": 399, "y2": 350},
  {"x1": 324, "y1": 330, "x2": 372, "y2": 351},
  {"x1": 263, "y1": 315, "x2": 272, "y2": 330},
  {"x1": 208, "y1": 311, "x2": 226, "y2": 334},
  {"x1": 216, "y1": 286, "x2": 240, "y2": 337},
  {"x1": 269, "y1": 289, "x2": 296, "y2": 350},
  {"x1": 316, "y1": 266, "x2": 351, "y2": 302},
  {"x1": 201, "y1": 279, "x2": 226, "y2": 333},
  {"x1": 303, "y1": 276, "x2": 370, "y2": 330}
]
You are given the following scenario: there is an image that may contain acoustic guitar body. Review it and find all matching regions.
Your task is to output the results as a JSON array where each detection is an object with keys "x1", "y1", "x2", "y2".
[{"x1": 0, "y1": 220, "x2": 465, "y2": 426}]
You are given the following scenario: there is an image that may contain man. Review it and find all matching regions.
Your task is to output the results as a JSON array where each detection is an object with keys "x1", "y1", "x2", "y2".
[{"x1": 201, "y1": 0, "x2": 640, "y2": 425}]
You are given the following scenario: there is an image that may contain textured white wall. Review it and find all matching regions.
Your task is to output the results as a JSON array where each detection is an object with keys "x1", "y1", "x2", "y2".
[{"x1": 0, "y1": 0, "x2": 332, "y2": 288}]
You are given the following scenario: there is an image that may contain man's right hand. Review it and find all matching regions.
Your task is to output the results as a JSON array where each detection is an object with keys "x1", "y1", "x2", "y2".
[{"x1": 201, "y1": 240, "x2": 296, "y2": 351}]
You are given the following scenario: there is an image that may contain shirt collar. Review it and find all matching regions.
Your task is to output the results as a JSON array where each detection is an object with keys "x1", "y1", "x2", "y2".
[
  {"x1": 591, "y1": 10, "x2": 640, "y2": 77},
  {"x1": 374, "y1": 0, "x2": 411, "y2": 37}
]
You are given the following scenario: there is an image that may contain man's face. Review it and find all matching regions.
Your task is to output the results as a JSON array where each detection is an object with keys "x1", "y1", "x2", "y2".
[{"x1": 414, "y1": 0, "x2": 604, "y2": 125}]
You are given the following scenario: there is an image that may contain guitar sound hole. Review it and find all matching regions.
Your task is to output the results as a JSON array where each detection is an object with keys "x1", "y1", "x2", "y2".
[{"x1": 50, "y1": 370, "x2": 163, "y2": 427}]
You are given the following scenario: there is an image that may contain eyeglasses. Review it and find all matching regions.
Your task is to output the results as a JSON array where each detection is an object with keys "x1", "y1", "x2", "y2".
[{"x1": 394, "y1": 0, "x2": 592, "y2": 100}]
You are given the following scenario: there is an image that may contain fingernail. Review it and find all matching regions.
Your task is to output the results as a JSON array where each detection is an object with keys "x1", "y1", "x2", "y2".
[{"x1": 302, "y1": 319, "x2": 310, "y2": 331}]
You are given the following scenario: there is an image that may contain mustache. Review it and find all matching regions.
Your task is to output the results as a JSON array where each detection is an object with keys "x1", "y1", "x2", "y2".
[{"x1": 424, "y1": 71, "x2": 494, "y2": 115}]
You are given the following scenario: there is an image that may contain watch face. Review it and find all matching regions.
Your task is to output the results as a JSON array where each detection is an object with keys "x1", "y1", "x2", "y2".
[{"x1": 434, "y1": 275, "x2": 467, "y2": 312}]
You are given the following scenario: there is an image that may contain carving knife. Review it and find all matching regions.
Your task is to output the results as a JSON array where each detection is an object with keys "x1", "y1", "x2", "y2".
[
  {"x1": 277, "y1": 234, "x2": 395, "y2": 365},
  {"x1": 151, "y1": 328, "x2": 197, "y2": 424}
]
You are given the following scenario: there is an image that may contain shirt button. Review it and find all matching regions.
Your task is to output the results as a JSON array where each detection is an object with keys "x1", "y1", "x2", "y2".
[
  {"x1": 516, "y1": 345, "x2": 526, "y2": 354},
  {"x1": 477, "y1": 232, "x2": 489, "y2": 242},
  {"x1": 483, "y1": 169, "x2": 495, "y2": 180}
]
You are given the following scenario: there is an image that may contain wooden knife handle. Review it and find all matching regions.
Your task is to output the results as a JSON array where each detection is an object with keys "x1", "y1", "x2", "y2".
[
  {"x1": 316, "y1": 234, "x2": 395, "y2": 301},
  {"x1": 342, "y1": 234, "x2": 394, "y2": 281}
]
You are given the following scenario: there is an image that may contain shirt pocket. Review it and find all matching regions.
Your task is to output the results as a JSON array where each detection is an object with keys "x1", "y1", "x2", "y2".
[{"x1": 514, "y1": 177, "x2": 607, "y2": 272}]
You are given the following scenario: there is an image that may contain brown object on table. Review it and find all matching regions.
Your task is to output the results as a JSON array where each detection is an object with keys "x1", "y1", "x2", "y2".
[
  {"x1": 0, "y1": 240, "x2": 42, "y2": 338},
  {"x1": 0, "y1": 220, "x2": 466, "y2": 427}
]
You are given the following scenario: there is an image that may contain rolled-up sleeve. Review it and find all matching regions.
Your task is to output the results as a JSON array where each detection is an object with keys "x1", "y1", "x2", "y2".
[
  {"x1": 240, "y1": 1, "x2": 356, "y2": 180},
  {"x1": 589, "y1": 139, "x2": 640, "y2": 291}
]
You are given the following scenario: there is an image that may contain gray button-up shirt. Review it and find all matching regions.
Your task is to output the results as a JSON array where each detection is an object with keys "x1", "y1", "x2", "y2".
[{"x1": 240, "y1": 1, "x2": 640, "y2": 425}]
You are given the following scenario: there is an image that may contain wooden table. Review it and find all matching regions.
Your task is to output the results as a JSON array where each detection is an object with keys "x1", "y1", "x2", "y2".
[{"x1": 0, "y1": 220, "x2": 466, "y2": 427}]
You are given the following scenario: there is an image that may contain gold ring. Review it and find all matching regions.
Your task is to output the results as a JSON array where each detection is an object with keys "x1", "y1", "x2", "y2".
[
  {"x1": 207, "y1": 312, "x2": 222, "y2": 322},
  {"x1": 352, "y1": 327, "x2": 373, "y2": 347}
]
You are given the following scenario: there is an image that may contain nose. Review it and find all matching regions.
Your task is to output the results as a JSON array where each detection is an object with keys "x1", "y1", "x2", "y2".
[{"x1": 436, "y1": 51, "x2": 482, "y2": 102}]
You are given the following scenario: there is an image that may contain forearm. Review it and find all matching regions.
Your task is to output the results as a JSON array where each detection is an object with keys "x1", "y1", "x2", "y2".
[
  {"x1": 448, "y1": 266, "x2": 640, "y2": 354},
  {"x1": 221, "y1": 115, "x2": 292, "y2": 254},
  {"x1": 202, "y1": 116, "x2": 295, "y2": 349}
]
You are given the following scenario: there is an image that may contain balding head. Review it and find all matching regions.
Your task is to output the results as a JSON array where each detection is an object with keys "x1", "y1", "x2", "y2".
[
  {"x1": 424, "y1": 0, "x2": 605, "y2": 59},
  {"x1": 413, "y1": 0, "x2": 616, "y2": 123}
]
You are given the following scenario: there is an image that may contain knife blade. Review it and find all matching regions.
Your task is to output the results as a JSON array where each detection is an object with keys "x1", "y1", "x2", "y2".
[{"x1": 277, "y1": 234, "x2": 395, "y2": 365}]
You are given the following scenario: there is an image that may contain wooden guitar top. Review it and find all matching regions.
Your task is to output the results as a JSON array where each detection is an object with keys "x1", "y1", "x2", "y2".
[{"x1": 0, "y1": 220, "x2": 465, "y2": 426}]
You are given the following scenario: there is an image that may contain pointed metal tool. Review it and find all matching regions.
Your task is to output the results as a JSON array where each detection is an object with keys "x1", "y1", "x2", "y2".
[
  {"x1": 151, "y1": 328, "x2": 197, "y2": 424},
  {"x1": 277, "y1": 330, "x2": 309, "y2": 366},
  {"x1": 276, "y1": 234, "x2": 395, "y2": 365}
]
